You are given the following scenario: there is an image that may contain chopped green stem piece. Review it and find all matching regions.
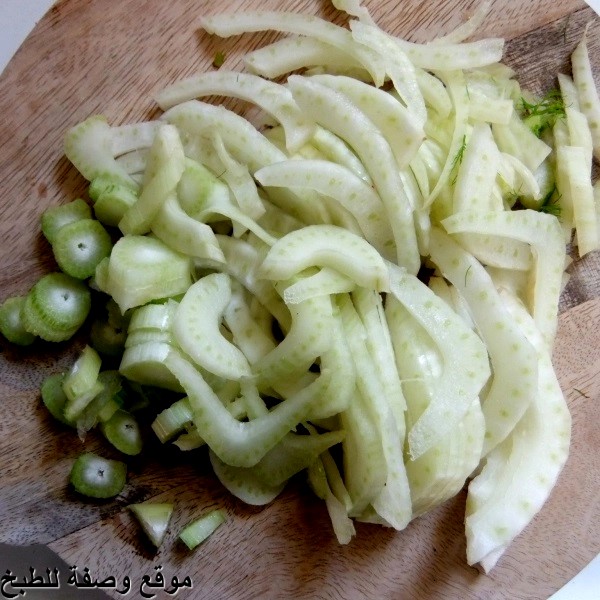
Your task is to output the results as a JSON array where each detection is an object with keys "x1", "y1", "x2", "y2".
[
  {"x1": 62, "y1": 345, "x2": 104, "y2": 424},
  {"x1": 69, "y1": 452, "x2": 126, "y2": 499},
  {"x1": 0, "y1": 296, "x2": 36, "y2": 345},
  {"x1": 129, "y1": 502, "x2": 174, "y2": 547},
  {"x1": 52, "y1": 218, "x2": 112, "y2": 280},
  {"x1": 94, "y1": 184, "x2": 138, "y2": 227},
  {"x1": 152, "y1": 397, "x2": 193, "y2": 443},
  {"x1": 179, "y1": 510, "x2": 226, "y2": 550},
  {"x1": 101, "y1": 409, "x2": 143, "y2": 455},
  {"x1": 90, "y1": 319, "x2": 127, "y2": 357},
  {"x1": 41, "y1": 198, "x2": 92, "y2": 245},
  {"x1": 76, "y1": 370, "x2": 123, "y2": 433},
  {"x1": 41, "y1": 373, "x2": 71, "y2": 426},
  {"x1": 21, "y1": 273, "x2": 91, "y2": 342},
  {"x1": 213, "y1": 50, "x2": 226, "y2": 68}
]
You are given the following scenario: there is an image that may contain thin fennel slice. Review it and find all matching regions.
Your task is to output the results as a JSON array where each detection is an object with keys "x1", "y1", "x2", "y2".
[
  {"x1": 254, "y1": 159, "x2": 395, "y2": 260},
  {"x1": 119, "y1": 123, "x2": 186, "y2": 235},
  {"x1": 101, "y1": 235, "x2": 192, "y2": 313},
  {"x1": 162, "y1": 344, "x2": 331, "y2": 467},
  {"x1": 154, "y1": 71, "x2": 315, "y2": 153},
  {"x1": 386, "y1": 298, "x2": 484, "y2": 517},
  {"x1": 442, "y1": 209, "x2": 565, "y2": 348},
  {"x1": 150, "y1": 194, "x2": 226, "y2": 262},
  {"x1": 428, "y1": 228, "x2": 538, "y2": 456},
  {"x1": 308, "y1": 73, "x2": 424, "y2": 168},
  {"x1": 386, "y1": 263, "x2": 490, "y2": 460},
  {"x1": 466, "y1": 290, "x2": 570, "y2": 572},
  {"x1": 282, "y1": 267, "x2": 355, "y2": 305},
  {"x1": 64, "y1": 115, "x2": 137, "y2": 187},
  {"x1": 258, "y1": 224, "x2": 390, "y2": 292},
  {"x1": 173, "y1": 273, "x2": 252, "y2": 381},
  {"x1": 349, "y1": 21, "x2": 426, "y2": 126},
  {"x1": 244, "y1": 37, "x2": 360, "y2": 80},
  {"x1": 288, "y1": 76, "x2": 420, "y2": 273},
  {"x1": 252, "y1": 284, "x2": 334, "y2": 387},
  {"x1": 338, "y1": 294, "x2": 411, "y2": 529},
  {"x1": 571, "y1": 30, "x2": 600, "y2": 161},
  {"x1": 200, "y1": 11, "x2": 386, "y2": 85}
]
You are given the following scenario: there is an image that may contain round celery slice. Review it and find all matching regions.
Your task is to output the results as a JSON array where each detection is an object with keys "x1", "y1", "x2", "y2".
[
  {"x1": 40, "y1": 373, "x2": 71, "y2": 426},
  {"x1": 101, "y1": 409, "x2": 142, "y2": 455},
  {"x1": 52, "y1": 218, "x2": 113, "y2": 280},
  {"x1": 41, "y1": 198, "x2": 92, "y2": 245},
  {"x1": 0, "y1": 296, "x2": 36, "y2": 345},
  {"x1": 69, "y1": 452, "x2": 126, "y2": 499},
  {"x1": 129, "y1": 502, "x2": 174, "y2": 547},
  {"x1": 21, "y1": 273, "x2": 91, "y2": 342}
]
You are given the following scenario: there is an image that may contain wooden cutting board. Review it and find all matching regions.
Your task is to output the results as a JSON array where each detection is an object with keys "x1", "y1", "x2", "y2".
[{"x1": 1, "y1": 0, "x2": 600, "y2": 598}]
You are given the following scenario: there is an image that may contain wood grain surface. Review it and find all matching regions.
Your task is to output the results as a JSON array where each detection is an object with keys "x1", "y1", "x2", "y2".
[{"x1": 1, "y1": 0, "x2": 599, "y2": 598}]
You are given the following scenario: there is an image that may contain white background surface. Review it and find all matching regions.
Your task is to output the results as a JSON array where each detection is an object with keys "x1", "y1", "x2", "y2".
[{"x1": 0, "y1": 1, "x2": 599, "y2": 598}]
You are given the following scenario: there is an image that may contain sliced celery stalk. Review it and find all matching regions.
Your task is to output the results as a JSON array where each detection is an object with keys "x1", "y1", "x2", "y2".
[
  {"x1": 173, "y1": 273, "x2": 251, "y2": 380},
  {"x1": 152, "y1": 397, "x2": 193, "y2": 443},
  {"x1": 129, "y1": 502, "x2": 174, "y2": 548},
  {"x1": 0, "y1": 296, "x2": 36, "y2": 345},
  {"x1": 41, "y1": 373, "x2": 71, "y2": 426},
  {"x1": 21, "y1": 273, "x2": 91, "y2": 342},
  {"x1": 62, "y1": 346, "x2": 103, "y2": 422},
  {"x1": 41, "y1": 198, "x2": 92, "y2": 245},
  {"x1": 179, "y1": 509, "x2": 226, "y2": 550},
  {"x1": 52, "y1": 218, "x2": 113, "y2": 280},
  {"x1": 101, "y1": 409, "x2": 143, "y2": 455},
  {"x1": 69, "y1": 452, "x2": 127, "y2": 499},
  {"x1": 209, "y1": 451, "x2": 285, "y2": 506},
  {"x1": 103, "y1": 235, "x2": 192, "y2": 313}
]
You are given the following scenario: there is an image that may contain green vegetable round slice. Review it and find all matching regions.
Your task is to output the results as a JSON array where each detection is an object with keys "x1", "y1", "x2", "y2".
[
  {"x1": 101, "y1": 409, "x2": 143, "y2": 455},
  {"x1": 21, "y1": 273, "x2": 91, "y2": 342},
  {"x1": 52, "y1": 218, "x2": 113, "y2": 280},
  {"x1": 40, "y1": 373, "x2": 71, "y2": 426},
  {"x1": 0, "y1": 296, "x2": 36, "y2": 345},
  {"x1": 41, "y1": 198, "x2": 92, "y2": 245},
  {"x1": 69, "y1": 452, "x2": 126, "y2": 499}
]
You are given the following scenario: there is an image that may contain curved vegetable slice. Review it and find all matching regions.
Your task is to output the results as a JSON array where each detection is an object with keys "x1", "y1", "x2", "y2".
[
  {"x1": 282, "y1": 268, "x2": 354, "y2": 305},
  {"x1": 428, "y1": 228, "x2": 538, "y2": 455},
  {"x1": 338, "y1": 294, "x2": 410, "y2": 529},
  {"x1": 258, "y1": 225, "x2": 390, "y2": 292},
  {"x1": 155, "y1": 71, "x2": 315, "y2": 153},
  {"x1": 386, "y1": 263, "x2": 490, "y2": 460},
  {"x1": 288, "y1": 75, "x2": 420, "y2": 273},
  {"x1": 64, "y1": 115, "x2": 136, "y2": 186},
  {"x1": 442, "y1": 209, "x2": 565, "y2": 348},
  {"x1": 173, "y1": 273, "x2": 252, "y2": 381},
  {"x1": 41, "y1": 373, "x2": 71, "y2": 425},
  {"x1": 101, "y1": 235, "x2": 192, "y2": 313},
  {"x1": 162, "y1": 344, "x2": 331, "y2": 467},
  {"x1": 119, "y1": 124, "x2": 186, "y2": 235},
  {"x1": 466, "y1": 290, "x2": 570, "y2": 572},
  {"x1": 210, "y1": 450, "x2": 285, "y2": 505},
  {"x1": 69, "y1": 452, "x2": 126, "y2": 499},
  {"x1": 255, "y1": 160, "x2": 394, "y2": 260},
  {"x1": 151, "y1": 194, "x2": 226, "y2": 262},
  {"x1": 129, "y1": 502, "x2": 174, "y2": 548},
  {"x1": 62, "y1": 345, "x2": 103, "y2": 422},
  {"x1": 386, "y1": 299, "x2": 485, "y2": 516},
  {"x1": 21, "y1": 273, "x2": 91, "y2": 342},
  {"x1": 308, "y1": 74, "x2": 424, "y2": 168},
  {"x1": 252, "y1": 285, "x2": 334, "y2": 387},
  {"x1": 200, "y1": 11, "x2": 385, "y2": 85}
]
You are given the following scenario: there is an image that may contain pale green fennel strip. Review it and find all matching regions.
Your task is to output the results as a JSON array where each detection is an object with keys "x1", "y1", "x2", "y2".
[{"x1": 428, "y1": 228, "x2": 538, "y2": 456}]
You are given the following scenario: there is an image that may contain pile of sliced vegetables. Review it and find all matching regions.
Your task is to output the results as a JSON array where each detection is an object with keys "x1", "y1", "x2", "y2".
[{"x1": 2, "y1": 0, "x2": 599, "y2": 569}]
